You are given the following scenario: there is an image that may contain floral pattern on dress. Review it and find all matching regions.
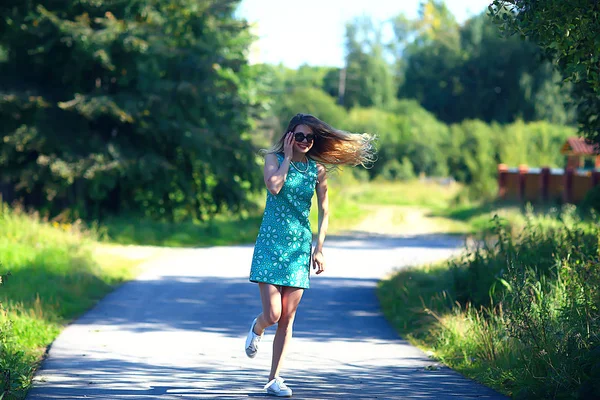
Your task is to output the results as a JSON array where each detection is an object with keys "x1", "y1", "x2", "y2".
[{"x1": 249, "y1": 153, "x2": 317, "y2": 289}]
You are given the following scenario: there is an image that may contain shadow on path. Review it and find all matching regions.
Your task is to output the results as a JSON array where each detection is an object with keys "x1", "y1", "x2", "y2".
[
  {"x1": 71, "y1": 275, "x2": 395, "y2": 342},
  {"x1": 28, "y1": 356, "x2": 501, "y2": 399}
]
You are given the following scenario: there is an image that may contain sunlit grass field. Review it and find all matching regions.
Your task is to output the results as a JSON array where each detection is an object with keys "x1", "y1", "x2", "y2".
[
  {"x1": 0, "y1": 205, "x2": 153, "y2": 399},
  {"x1": 341, "y1": 178, "x2": 461, "y2": 209}
]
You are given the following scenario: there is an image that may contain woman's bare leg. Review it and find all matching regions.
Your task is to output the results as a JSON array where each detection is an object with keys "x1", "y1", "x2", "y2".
[
  {"x1": 269, "y1": 286, "x2": 304, "y2": 380},
  {"x1": 254, "y1": 283, "x2": 282, "y2": 334}
]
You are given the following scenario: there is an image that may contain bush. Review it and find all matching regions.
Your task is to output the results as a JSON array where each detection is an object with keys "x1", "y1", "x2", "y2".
[
  {"x1": 346, "y1": 106, "x2": 449, "y2": 179},
  {"x1": 274, "y1": 87, "x2": 348, "y2": 133},
  {"x1": 380, "y1": 210, "x2": 600, "y2": 399},
  {"x1": 380, "y1": 158, "x2": 415, "y2": 181},
  {"x1": 579, "y1": 184, "x2": 600, "y2": 216},
  {"x1": 451, "y1": 213, "x2": 600, "y2": 398},
  {"x1": 266, "y1": 86, "x2": 576, "y2": 191}
]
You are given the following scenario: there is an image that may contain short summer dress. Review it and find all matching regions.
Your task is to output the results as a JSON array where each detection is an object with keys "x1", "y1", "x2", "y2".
[{"x1": 249, "y1": 153, "x2": 319, "y2": 289}]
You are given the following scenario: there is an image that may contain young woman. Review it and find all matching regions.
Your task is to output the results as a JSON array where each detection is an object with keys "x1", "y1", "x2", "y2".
[{"x1": 245, "y1": 113, "x2": 375, "y2": 397}]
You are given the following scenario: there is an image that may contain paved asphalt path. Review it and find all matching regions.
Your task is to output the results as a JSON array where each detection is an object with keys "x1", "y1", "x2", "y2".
[{"x1": 27, "y1": 232, "x2": 507, "y2": 399}]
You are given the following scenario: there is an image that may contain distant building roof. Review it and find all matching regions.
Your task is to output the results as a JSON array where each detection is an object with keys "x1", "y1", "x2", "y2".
[{"x1": 560, "y1": 137, "x2": 600, "y2": 156}]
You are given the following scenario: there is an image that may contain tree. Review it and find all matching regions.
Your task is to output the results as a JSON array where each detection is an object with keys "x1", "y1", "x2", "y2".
[
  {"x1": 390, "y1": 1, "x2": 460, "y2": 97},
  {"x1": 274, "y1": 87, "x2": 347, "y2": 135},
  {"x1": 397, "y1": 9, "x2": 574, "y2": 125},
  {"x1": 490, "y1": 0, "x2": 600, "y2": 142},
  {"x1": 0, "y1": 0, "x2": 261, "y2": 220},
  {"x1": 343, "y1": 16, "x2": 395, "y2": 109},
  {"x1": 346, "y1": 101, "x2": 450, "y2": 179},
  {"x1": 412, "y1": 0, "x2": 461, "y2": 47}
]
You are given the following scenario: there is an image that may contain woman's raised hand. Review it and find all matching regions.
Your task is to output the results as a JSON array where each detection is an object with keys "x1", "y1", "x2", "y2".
[{"x1": 283, "y1": 132, "x2": 294, "y2": 161}]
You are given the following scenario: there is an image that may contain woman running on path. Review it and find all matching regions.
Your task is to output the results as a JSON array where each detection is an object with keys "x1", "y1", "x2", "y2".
[{"x1": 245, "y1": 113, "x2": 375, "y2": 397}]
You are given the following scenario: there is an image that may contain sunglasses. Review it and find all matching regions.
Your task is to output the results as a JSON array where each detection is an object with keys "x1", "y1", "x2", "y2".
[{"x1": 294, "y1": 132, "x2": 315, "y2": 143}]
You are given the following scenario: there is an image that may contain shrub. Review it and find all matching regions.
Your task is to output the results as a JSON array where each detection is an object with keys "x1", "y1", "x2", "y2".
[
  {"x1": 579, "y1": 184, "x2": 600, "y2": 216},
  {"x1": 380, "y1": 158, "x2": 415, "y2": 181},
  {"x1": 450, "y1": 213, "x2": 600, "y2": 398}
]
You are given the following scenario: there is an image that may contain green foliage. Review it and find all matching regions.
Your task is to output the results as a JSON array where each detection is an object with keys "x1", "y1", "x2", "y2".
[
  {"x1": 343, "y1": 16, "x2": 395, "y2": 109},
  {"x1": 103, "y1": 214, "x2": 261, "y2": 247},
  {"x1": 379, "y1": 211, "x2": 600, "y2": 398},
  {"x1": 0, "y1": 269, "x2": 22, "y2": 400},
  {"x1": 0, "y1": 0, "x2": 262, "y2": 221},
  {"x1": 579, "y1": 185, "x2": 600, "y2": 216},
  {"x1": 345, "y1": 102, "x2": 450, "y2": 179},
  {"x1": 446, "y1": 120, "x2": 499, "y2": 199},
  {"x1": 496, "y1": 120, "x2": 576, "y2": 167},
  {"x1": 0, "y1": 203, "x2": 144, "y2": 398},
  {"x1": 261, "y1": 76, "x2": 575, "y2": 201},
  {"x1": 380, "y1": 158, "x2": 415, "y2": 181},
  {"x1": 272, "y1": 87, "x2": 347, "y2": 136},
  {"x1": 490, "y1": 0, "x2": 600, "y2": 142},
  {"x1": 345, "y1": 107, "x2": 406, "y2": 178},
  {"x1": 445, "y1": 119, "x2": 575, "y2": 200},
  {"x1": 251, "y1": 2, "x2": 582, "y2": 207},
  {"x1": 0, "y1": 0, "x2": 586, "y2": 224},
  {"x1": 398, "y1": 9, "x2": 574, "y2": 125},
  {"x1": 294, "y1": 65, "x2": 340, "y2": 96}
]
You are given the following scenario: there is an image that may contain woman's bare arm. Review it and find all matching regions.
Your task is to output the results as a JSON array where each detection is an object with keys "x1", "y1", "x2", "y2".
[{"x1": 312, "y1": 163, "x2": 329, "y2": 274}]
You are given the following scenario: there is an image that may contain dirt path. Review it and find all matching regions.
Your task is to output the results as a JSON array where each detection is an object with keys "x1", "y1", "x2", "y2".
[{"x1": 351, "y1": 205, "x2": 459, "y2": 235}]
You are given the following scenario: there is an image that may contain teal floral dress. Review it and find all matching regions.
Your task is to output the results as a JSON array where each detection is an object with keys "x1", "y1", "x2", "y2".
[{"x1": 249, "y1": 153, "x2": 318, "y2": 289}]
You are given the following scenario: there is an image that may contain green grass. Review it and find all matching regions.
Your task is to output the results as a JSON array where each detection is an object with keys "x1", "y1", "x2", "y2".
[
  {"x1": 378, "y1": 210, "x2": 600, "y2": 399},
  {"x1": 310, "y1": 172, "x2": 468, "y2": 234},
  {"x1": 101, "y1": 171, "x2": 375, "y2": 247},
  {"x1": 101, "y1": 192, "x2": 361, "y2": 248},
  {"x1": 321, "y1": 175, "x2": 500, "y2": 235},
  {"x1": 101, "y1": 214, "x2": 263, "y2": 247},
  {"x1": 342, "y1": 178, "x2": 462, "y2": 209},
  {"x1": 0, "y1": 205, "x2": 149, "y2": 399},
  {"x1": 433, "y1": 202, "x2": 594, "y2": 236},
  {"x1": 431, "y1": 203, "x2": 523, "y2": 234},
  {"x1": 309, "y1": 184, "x2": 365, "y2": 234}
]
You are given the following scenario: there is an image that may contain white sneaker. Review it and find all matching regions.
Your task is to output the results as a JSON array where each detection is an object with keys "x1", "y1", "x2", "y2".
[
  {"x1": 264, "y1": 377, "x2": 293, "y2": 397},
  {"x1": 245, "y1": 318, "x2": 262, "y2": 358}
]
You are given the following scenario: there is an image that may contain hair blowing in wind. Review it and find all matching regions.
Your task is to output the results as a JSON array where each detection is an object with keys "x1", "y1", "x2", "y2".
[{"x1": 264, "y1": 114, "x2": 377, "y2": 167}]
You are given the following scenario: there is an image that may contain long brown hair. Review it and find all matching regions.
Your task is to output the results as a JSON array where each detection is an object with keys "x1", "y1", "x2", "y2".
[{"x1": 263, "y1": 113, "x2": 376, "y2": 167}]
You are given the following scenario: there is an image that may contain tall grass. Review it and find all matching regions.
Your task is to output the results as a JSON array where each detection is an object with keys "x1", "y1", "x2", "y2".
[
  {"x1": 0, "y1": 204, "x2": 144, "y2": 399},
  {"x1": 378, "y1": 207, "x2": 600, "y2": 399}
]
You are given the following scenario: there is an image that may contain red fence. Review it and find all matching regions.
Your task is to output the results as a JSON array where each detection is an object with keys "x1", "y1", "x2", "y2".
[{"x1": 498, "y1": 164, "x2": 600, "y2": 204}]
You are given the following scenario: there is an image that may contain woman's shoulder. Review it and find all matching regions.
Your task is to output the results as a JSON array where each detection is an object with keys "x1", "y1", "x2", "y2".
[
  {"x1": 265, "y1": 152, "x2": 284, "y2": 162},
  {"x1": 268, "y1": 152, "x2": 284, "y2": 160}
]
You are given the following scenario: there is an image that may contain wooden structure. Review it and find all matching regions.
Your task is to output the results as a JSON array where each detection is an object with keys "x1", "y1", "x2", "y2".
[
  {"x1": 561, "y1": 137, "x2": 600, "y2": 169},
  {"x1": 498, "y1": 137, "x2": 600, "y2": 204}
]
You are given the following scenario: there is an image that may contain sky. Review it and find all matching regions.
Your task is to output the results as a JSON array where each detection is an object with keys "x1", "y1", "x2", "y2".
[{"x1": 236, "y1": 0, "x2": 489, "y2": 68}]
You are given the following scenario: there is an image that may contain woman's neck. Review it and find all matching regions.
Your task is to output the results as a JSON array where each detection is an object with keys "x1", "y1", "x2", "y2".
[{"x1": 291, "y1": 152, "x2": 307, "y2": 162}]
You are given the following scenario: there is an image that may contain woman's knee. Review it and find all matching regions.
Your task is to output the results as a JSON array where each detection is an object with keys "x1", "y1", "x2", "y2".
[
  {"x1": 278, "y1": 312, "x2": 296, "y2": 329},
  {"x1": 264, "y1": 309, "x2": 281, "y2": 326}
]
